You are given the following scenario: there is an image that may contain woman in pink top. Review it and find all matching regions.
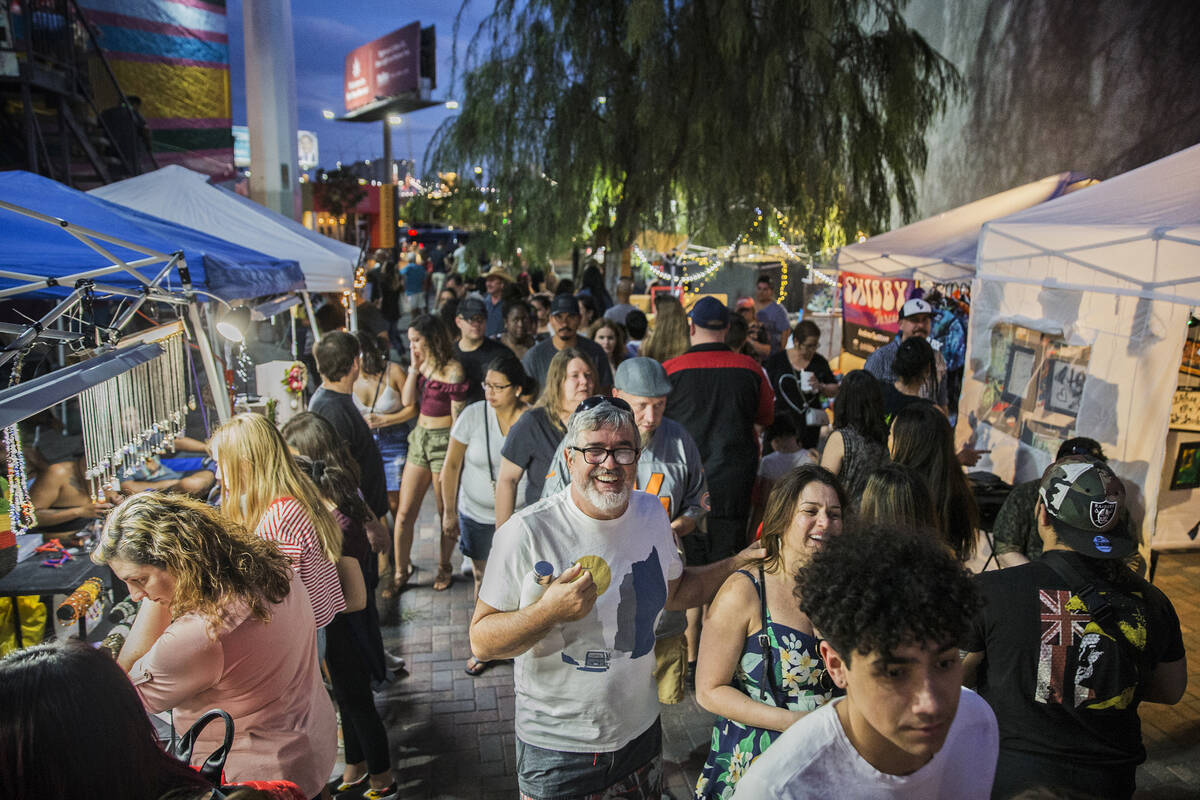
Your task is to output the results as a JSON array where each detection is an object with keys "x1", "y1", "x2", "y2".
[
  {"x1": 210, "y1": 413, "x2": 357, "y2": 629},
  {"x1": 93, "y1": 492, "x2": 338, "y2": 799}
]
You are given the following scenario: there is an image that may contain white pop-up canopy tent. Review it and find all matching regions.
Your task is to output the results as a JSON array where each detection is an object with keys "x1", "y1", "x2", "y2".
[
  {"x1": 955, "y1": 143, "x2": 1200, "y2": 552},
  {"x1": 91, "y1": 165, "x2": 358, "y2": 293},
  {"x1": 835, "y1": 173, "x2": 1094, "y2": 283}
]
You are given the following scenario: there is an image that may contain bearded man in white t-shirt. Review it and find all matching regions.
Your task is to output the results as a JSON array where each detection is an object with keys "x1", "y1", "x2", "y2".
[
  {"x1": 734, "y1": 524, "x2": 999, "y2": 799},
  {"x1": 470, "y1": 396, "x2": 761, "y2": 800}
]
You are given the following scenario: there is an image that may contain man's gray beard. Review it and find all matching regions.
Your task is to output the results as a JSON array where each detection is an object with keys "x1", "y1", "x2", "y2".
[{"x1": 582, "y1": 481, "x2": 631, "y2": 514}]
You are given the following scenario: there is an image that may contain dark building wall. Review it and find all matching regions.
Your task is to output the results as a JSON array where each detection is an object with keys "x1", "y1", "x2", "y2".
[{"x1": 904, "y1": 0, "x2": 1200, "y2": 218}]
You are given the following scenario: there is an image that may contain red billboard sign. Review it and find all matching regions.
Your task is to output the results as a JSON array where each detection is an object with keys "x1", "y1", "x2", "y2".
[{"x1": 344, "y1": 22, "x2": 421, "y2": 111}]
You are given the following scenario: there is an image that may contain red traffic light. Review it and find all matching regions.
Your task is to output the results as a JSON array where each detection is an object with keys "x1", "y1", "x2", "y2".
[{"x1": 407, "y1": 228, "x2": 418, "y2": 237}]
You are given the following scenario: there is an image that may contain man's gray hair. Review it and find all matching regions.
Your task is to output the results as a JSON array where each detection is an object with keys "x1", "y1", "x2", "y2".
[{"x1": 566, "y1": 402, "x2": 637, "y2": 449}]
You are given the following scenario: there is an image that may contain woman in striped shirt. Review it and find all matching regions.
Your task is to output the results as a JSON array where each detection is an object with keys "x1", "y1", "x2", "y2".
[{"x1": 210, "y1": 413, "x2": 355, "y2": 630}]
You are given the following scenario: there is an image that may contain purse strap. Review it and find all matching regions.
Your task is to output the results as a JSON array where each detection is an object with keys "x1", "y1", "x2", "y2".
[
  {"x1": 173, "y1": 708, "x2": 234, "y2": 787},
  {"x1": 752, "y1": 564, "x2": 784, "y2": 706},
  {"x1": 484, "y1": 405, "x2": 496, "y2": 483},
  {"x1": 368, "y1": 371, "x2": 385, "y2": 414}
]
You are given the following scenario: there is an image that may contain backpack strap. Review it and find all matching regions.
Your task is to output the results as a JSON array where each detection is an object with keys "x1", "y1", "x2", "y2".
[{"x1": 1041, "y1": 551, "x2": 1115, "y2": 628}]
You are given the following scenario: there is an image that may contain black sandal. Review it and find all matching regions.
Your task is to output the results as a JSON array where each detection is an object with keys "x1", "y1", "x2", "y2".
[{"x1": 464, "y1": 657, "x2": 491, "y2": 676}]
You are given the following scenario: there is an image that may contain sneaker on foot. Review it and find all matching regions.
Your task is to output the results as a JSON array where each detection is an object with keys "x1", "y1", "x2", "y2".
[
  {"x1": 363, "y1": 782, "x2": 400, "y2": 800},
  {"x1": 383, "y1": 651, "x2": 406, "y2": 671}
]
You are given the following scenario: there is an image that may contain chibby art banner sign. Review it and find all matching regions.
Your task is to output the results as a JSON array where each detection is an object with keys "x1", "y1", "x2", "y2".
[{"x1": 840, "y1": 271, "x2": 915, "y2": 358}]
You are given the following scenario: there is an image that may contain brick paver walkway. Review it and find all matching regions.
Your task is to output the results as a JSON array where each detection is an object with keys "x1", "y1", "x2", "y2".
[{"x1": 368, "y1": 496, "x2": 1200, "y2": 798}]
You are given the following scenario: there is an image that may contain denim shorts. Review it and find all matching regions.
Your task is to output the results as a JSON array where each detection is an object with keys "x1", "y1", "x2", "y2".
[
  {"x1": 373, "y1": 424, "x2": 410, "y2": 492},
  {"x1": 516, "y1": 718, "x2": 662, "y2": 800},
  {"x1": 458, "y1": 513, "x2": 496, "y2": 561}
]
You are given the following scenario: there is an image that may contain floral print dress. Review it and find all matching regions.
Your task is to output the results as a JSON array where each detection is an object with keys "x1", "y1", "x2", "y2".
[{"x1": 694, "y1": 570, "x2": 836, "y2": 799}]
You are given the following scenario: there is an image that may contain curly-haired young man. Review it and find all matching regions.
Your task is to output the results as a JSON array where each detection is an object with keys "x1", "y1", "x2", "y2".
[{"x1": 734, "y1": 524, "x2": 998, "y2": 798}]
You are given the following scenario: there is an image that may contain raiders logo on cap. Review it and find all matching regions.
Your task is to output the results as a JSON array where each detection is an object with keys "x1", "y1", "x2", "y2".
[{"x1": 1090, "y1": 499, "x2": 1117, "y2": 529}]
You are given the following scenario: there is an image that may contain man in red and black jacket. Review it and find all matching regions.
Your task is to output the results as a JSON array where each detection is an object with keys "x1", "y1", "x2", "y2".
[{"x1": 664, "y1": 296, "x2": 774, "y2": 674}]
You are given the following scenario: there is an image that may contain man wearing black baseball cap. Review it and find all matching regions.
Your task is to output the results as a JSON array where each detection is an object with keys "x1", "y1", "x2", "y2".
[
  {"x1": 455, "y1": 296, "x2": 513, "y2": 405},
  {"x1": 520, "y1": 293, "x2": 613, "y2": 392},
  {"x1": 963, "y1": 456, "x2": 1187, "y2": 799}
]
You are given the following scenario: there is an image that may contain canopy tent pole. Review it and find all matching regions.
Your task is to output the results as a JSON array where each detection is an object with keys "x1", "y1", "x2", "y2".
[
  {"x1": 0, "y1": 286, "x2": 87, "y2": 369},
  {"x1": 186, "y1": 302, "x2": 231, "y2": 424},
  {"x1": 302, "y1": 291, "x2": 321, "y2": 343}
]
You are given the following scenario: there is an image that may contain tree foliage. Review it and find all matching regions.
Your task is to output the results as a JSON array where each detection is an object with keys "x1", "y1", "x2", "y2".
[{"x1": 429, "y1": 0, "x2": 960, "y2": 267}]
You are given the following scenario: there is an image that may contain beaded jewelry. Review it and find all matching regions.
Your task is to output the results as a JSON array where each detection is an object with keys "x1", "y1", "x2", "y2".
[
  {"x1": 4, "y1": 349, "x2": 37, "y2": 533},
  {"x1": 56, "y1": 576, "x2": 103, "y2": 623}
]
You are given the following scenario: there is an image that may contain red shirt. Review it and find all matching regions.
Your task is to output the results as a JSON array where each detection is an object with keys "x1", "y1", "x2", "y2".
[{"x1": 256, "y1": 497, "x2": 345, "y2": 628}]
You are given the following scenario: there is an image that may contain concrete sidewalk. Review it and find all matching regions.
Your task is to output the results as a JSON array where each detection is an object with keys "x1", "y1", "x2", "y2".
[{"x1": 369, "y1": 496, "x2": 1200, "y2": 798}]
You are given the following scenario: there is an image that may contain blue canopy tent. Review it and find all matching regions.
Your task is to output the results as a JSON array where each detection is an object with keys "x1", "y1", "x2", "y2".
[
  {"x1": 0, "y1": 171, "x2": 305, "y2": 423},
  {"x1": 0, "y1": 171, "x2": 304, "y2": 303}
]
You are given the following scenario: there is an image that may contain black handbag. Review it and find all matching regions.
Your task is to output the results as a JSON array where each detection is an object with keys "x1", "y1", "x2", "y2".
[{"x1": 172, "y1": 709, "x2": 235, "y2": 797}]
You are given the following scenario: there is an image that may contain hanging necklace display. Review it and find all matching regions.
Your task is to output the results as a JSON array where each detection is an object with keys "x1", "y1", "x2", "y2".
[
  {"x1": 79, "y1": 329, "x2": 188, "y2": 501},
  {"x1": 3, "y1": 348, "x2": 38, "y2": 533}
]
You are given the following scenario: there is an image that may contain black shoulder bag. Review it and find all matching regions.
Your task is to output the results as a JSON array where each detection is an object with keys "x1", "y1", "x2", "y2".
[
  {"x1": 753, "y1": 564, "x2": 784, "y2": 706},
  {"x1": 173, "y1": 708, "x2": 234, "y2": 797}
]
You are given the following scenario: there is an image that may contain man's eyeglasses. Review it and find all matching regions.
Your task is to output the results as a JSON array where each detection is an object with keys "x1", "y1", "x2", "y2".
[
  {"x1": 483, "y1": 382, "x2": 512, "y2": 392},
  {"x1": 574, "y1": 395, "x2": 632, "y2": 414},
  {"x1": 570, "y1": 446, "x2": 639, "y2": 465}
]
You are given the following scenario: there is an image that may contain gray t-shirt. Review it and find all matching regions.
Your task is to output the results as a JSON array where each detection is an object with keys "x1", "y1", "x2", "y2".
[
  {"x1": 604, "y1": 303, "x2": 637, "y2": 325},
  {"x1": 500, "y1": 407, "x2": 566, "y2": 506},
  {"x1": 521, "y1": 335, "x2": 614, "y2": 395},
  {"x1": 449, "y1": 401, "x2": 528, "y2": 523}
]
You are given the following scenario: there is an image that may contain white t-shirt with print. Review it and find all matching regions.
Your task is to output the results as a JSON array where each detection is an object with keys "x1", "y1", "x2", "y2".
[
  {"x1": 733, "y1": 688, "x2": 998, "y2": 799},
  {"x1": 478, "y1": 488, "x2": 684, "y2": 753}
]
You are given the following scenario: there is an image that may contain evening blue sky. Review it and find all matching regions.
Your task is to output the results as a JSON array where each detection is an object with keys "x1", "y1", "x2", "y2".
[{"x1": 227, "y1": 0, "x2": 490, "y2": 172}]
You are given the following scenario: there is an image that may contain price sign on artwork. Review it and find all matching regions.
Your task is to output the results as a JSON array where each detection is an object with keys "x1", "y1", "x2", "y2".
[{"x1": 1170, "y1": 389, "x2": 1200, "y2": 431}]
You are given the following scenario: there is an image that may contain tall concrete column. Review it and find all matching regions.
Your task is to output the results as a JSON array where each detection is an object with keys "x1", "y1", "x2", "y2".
[{"x1": 242, "y1": 0, "x2": 299, "y2": 219}]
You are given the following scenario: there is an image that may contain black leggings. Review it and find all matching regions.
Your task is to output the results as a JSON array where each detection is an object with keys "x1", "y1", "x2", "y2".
[{"x1": 323, "y1": 613, "x2": 390, "y2": 774}]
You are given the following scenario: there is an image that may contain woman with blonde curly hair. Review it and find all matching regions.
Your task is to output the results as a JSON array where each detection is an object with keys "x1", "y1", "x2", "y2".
[
  {"x1": 693, "y1": 466, "x2": 847, "y2": 798},
  {"x1": 640, "y1": 294, "x2": 691, "y2": 364},
  {"x1": 210, "y1": 412, "x2": 352, "y2": 630},
  {"x1": 92, "y1": 492, "x2": 337, "y2": 799}
]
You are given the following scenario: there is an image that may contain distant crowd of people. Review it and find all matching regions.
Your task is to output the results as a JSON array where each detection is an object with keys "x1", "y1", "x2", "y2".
[{"x1": 0, "y1": 257, "x2": 1187, "y2": 800}]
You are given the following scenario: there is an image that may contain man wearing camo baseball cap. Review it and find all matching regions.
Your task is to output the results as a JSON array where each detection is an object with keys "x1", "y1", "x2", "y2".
[
  {"x1": 961, "y1": 455, "x2": 1187, "y2": 798},
  {"x1": 1036, "y1": 455, "x2": 1132, "y2": 558}
]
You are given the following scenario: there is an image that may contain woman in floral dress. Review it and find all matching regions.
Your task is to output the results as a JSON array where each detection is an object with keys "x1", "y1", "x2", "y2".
[{"x1": 694, "y1": 465, "x2": 847, "y2": 799}]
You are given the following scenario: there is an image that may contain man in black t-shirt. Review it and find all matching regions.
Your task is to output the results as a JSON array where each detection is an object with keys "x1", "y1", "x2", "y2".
[
  {"x1": 964, "y1": 457, "x2": 1187, "y2": 799},
  {"x1": 455, "y1": 296, "x2": 512, "y2": 405},
  {"x1": 309, "y1": 331, "x2": 389, "y2": 518}
]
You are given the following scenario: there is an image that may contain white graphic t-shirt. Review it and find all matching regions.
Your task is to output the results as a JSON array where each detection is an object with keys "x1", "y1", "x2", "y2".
[{"x1": 479, "y1": 489, "x2": 684, "y2": 753}]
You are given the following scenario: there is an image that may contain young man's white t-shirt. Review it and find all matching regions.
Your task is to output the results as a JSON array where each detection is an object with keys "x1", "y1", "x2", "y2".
[
  {"x1": 733, "y1": 687, "x2": 998, "y2": 799},
  {"x1": 478, "y1": 488, "x2": 684, "y2": 753}
]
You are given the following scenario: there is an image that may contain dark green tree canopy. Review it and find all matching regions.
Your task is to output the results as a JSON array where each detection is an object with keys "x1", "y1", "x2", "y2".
[{"x1": 430, "y1": 0, "x2": 959, "y2": 264}]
